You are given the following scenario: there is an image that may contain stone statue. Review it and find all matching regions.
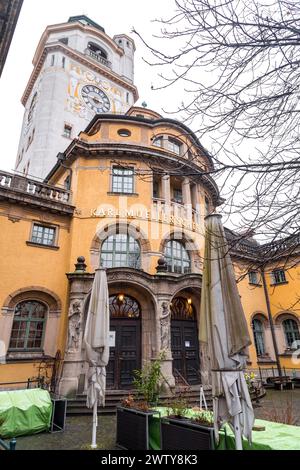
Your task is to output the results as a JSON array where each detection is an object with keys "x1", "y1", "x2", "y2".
[
  {"x1": 67, "y1": 300, "x2": 82, "y2": 351},
  {"x1": 160, "y1": 302, "x2": 171, "y2": 351}
]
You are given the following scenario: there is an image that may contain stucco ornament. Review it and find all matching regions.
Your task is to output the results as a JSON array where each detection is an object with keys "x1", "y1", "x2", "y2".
[
  {"x1": 67, "y1": 300, "x2": 82, "y2": 351},
  {"x1": 160, "y1": 302, "x2": 171, "y2": 351}
]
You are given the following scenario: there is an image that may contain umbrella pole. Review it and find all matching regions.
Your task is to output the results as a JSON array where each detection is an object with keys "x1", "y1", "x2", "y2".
[
  {"x1": 91, "y1": 401, "x2": 98, "y2": 449},
  {"x1": 233, "y1": 414, "x2": 243, "y2": 450}
]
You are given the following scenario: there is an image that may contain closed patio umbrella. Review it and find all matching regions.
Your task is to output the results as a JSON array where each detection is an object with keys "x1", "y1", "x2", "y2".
[
  {"x1": 200, "y1": 214, "x2": 254, "y2": 450},
  {"x1": 83, "y1": 268, "x2": 110, "y2": 449}
]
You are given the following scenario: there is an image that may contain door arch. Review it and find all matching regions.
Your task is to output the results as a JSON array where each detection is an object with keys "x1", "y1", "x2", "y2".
[
  {"x1": 107, "y1": 294, "x2": 141, "y2": 389},
  {"x1": 171, "y1": 296, "x2": 200, "y2": 384}
]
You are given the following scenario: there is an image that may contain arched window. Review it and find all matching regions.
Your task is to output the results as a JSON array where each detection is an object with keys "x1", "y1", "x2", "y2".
[
  {"x1": 87, "y1": 42, "x2": 107, "y2": 59},
  {"x1": 164, "y1": 240, "x2": 191, "y2": 274},
  {"x1": 9, "y1": 301, "x2": 47, "y2": 350},
  {"x1": 171, "y1": 297, "x2": 196, "y2": 321},
  {"x1": 109, "y1": 295, "x2": 141, "y2": 318},
  {"x1": 252, "y1": 319, "x2": 265, "y2": 356},
  {"x1": 282, "y1": 319, "x2": 300, "y2": 348},
  {"x1": 101, "y1": 233, "x2": 141, "y2": 268}
]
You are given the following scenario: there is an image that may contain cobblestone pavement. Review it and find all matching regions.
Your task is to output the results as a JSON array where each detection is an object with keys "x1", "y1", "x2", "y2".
[
  {"x1": 14, "y1": 415, "x2": 117, "y2": 450},
  {"x1": 5, "y1": 389, "x2": 300, "y2": 450}
]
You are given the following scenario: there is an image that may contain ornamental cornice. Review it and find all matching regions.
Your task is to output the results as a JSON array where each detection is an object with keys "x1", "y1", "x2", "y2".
[
  {"x1": 64, "y1": 141, "x2": 221, "y2": 205},
  {"x1": 22, "y1": 43, "x2": 138, "y2": 106}
]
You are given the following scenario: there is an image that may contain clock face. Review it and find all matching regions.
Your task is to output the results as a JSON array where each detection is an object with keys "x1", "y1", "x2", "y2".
[{"x1": 81, "y1": 85, "x2": 111, "y2": 113}]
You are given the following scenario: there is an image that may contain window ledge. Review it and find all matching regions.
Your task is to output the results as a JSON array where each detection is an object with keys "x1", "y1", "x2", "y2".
[
  {"x1": 279, "y1": 350, "x2": 297, "y2": 357},
  {"x1": 249, "y1": 283, "x2": 262, "y2": 287},
  {"x1": 26, "y1": 241, "x2": 59, "y2": 250},
  {"x1": 6, "y1": 350, "x2": 45, "y2": 362},
  {"x1": 107, "y1": 192, "x2": 138, "y2": 197},
  {"x1": 257, "y1": 356, "x2": 276, "y2": 364},
  {"x1": 270, "y1": 281, "x2": 288, "y2": 286}
]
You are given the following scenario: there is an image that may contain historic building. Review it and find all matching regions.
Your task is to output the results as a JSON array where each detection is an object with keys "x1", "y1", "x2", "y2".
[
  {"x1": 1, "y1": 16, "x2": 300, "y2": 394},
  {"x1": 1, "y1": 107, "x2": 300, "y2": 394},
  {"x1": 0, "y1": 0, "x2": 23, "y2": 77},
  {"x1": 15, "y1": 16, "x2": 138, "y2": 179}
]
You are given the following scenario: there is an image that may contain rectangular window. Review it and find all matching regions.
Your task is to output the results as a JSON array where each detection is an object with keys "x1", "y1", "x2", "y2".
[
  {"x1": 64, "y1": 175, "x2": 71, "y2": 190},
  {"x1": 112, "y1": 166, "x2": 134, "y2": 194},
  {"x1": 62, "y1": 57, "x2": 66, "y2": 69},
  {"x1": 31, "y1": 224, "x2": 56, "y2": 246},
  {"x1": 248, "y1": 271, "x2": 260, "y2": 285},
  {"x1": 63, "y1": 124, "x2": 72, "y2": 139},
  {"x1": 51, "y1": 55, "x2": 55, "y2": 66},
  {"x1": 59, "y1": 37, "x2": 69, "y2": 45},
  {"x1": 153, "y1": 176, "x2": 161, "y2": 198},
  {"x1": 173, "y1": 188, "x2": 183, "y2": 204},
  {"x1": 271, "y1": 269, "x2": 287, "y2": 284}
]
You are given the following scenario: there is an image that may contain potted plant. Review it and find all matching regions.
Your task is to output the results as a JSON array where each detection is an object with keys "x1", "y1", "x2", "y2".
[{"x1": 116, "y1": 355, "x2": 164, "y2": 450}]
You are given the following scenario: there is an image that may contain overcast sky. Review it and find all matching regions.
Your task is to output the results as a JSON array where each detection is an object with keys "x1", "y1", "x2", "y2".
[{"x1": 0, "y1": 0, "x2": 181, "y2": 173}]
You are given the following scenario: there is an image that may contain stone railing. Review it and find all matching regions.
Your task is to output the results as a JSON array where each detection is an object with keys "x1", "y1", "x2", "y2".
[
  {"x1": 84, "y1": 49, "x2": 112, "y2": 68},
  {"x1": 0, "y1": 170, "x2": 71, "y2": 204}
]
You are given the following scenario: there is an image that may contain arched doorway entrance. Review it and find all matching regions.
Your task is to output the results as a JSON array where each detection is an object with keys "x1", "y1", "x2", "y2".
[
  {"x1": 171, "y1": 296, "x2": 200, "y2": 385},
  {"x1": 107, "y1": 294, "x2": 141, "y2": 389}
]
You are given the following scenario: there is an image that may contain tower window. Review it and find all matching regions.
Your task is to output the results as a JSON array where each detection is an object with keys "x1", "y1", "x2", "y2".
[
  {"x1": 63, "y1": 124, "x2": 72, "y2": 139},
  {"x1": 51, "y1": 55, "x2": 55, "y2": 66},
  {"x1": 59, "y1": 37, "x2": 69, "y2": 45},
  {"x1": 126, "y1": 92, "x2": 129, "y2": 104},
  {"x1": 62, "y1": 57, "x2": 66, "y2": 69},
  {"x1": 87, "y1": 42, "x2": 107, "y2": 59}
]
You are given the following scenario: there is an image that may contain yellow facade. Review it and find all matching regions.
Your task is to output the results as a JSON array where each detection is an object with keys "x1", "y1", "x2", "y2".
[{"x1": 0, "y1": 107, "x2": 299, "y2": 393}]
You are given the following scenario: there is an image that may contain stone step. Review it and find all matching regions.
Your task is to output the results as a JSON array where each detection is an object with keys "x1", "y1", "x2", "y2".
[{"x1": 66, "y1": 388, "x2": 213, "y2": 415}]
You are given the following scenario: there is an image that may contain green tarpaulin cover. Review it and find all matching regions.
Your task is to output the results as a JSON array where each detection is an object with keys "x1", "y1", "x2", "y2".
[
  {"x1": 149, "y1": 407, "x2": 300, "y2": 450},
  {"x1": 0, "y1": 388, "x2": 52, "y2": 439}
]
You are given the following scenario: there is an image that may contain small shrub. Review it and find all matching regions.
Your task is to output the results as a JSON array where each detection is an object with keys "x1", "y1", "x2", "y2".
[{"x1": 133, "y1": 353, "x2": 165, "y2": 406}]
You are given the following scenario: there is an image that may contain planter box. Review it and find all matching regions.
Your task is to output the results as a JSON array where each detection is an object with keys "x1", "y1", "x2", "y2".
[
  {"x1": 116, "y1": 406, "x2": 155, "y2": 450},
  {"x1": 160, "y1": 417, "x2": 215, "y2": 450}
]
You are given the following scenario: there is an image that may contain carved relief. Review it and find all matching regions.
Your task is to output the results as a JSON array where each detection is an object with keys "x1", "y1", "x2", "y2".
[
  {"x1": 67, "y1": 299, "x2": 82, "y2": 352},
  {"x1": 160, "y1": 302, "x2": 171, "y2": 351}
]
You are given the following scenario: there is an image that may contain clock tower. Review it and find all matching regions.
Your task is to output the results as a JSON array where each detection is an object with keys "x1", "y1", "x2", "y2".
[{"x1": 15, "y1": 15, "x2": 139, "y2": 179}]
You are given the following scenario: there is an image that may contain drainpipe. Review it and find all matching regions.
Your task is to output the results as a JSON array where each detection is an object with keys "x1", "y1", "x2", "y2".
[{"x1": 260, "y1": 268, "x2": 282, "y2": 378}]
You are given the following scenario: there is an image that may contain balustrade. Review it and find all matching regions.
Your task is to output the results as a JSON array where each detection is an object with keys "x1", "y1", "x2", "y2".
[{"x1": 0, "y1": 171, "x2": 71, "y2": 204}]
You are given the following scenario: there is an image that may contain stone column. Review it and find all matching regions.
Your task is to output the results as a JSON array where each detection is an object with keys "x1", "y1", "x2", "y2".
[
  {"x1": 59, "y1": 257, "x2": 94, "y2": 397},
  {"x1": 182, "y1": 177, "x2": 192, "y2": 222},
  {"x1": 161, "y1": 174, "x2": 171, "y2": 216},
  {"x1": 161, "y1": 175, "x2": 171, "y2": 202}
]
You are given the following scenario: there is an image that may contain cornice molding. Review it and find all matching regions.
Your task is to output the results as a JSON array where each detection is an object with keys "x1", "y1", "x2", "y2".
[
  {"x1": 47, "y1": 140, "x2": 221, "y2": 205},
  {"x1": 21, "y1": 43, "x2": 139, "y2": 106}
]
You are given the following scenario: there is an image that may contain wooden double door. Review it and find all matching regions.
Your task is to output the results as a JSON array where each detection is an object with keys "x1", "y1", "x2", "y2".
[
  {"x1": 171, "y1": 319, "x2": 200, "y2": 385},
  {"x1": 106, "y1": 319, "x2": 141, "y2": 389}
]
